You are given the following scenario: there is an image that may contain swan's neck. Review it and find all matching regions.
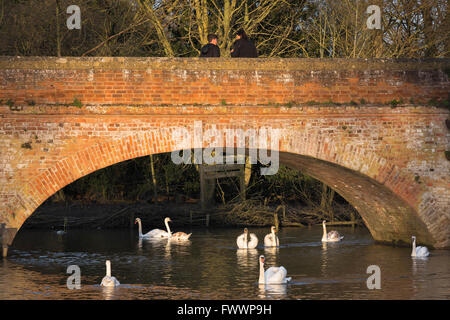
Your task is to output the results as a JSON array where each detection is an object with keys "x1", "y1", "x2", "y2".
[
  {"x1": 245, "y1": 233, "x2": 249, "y2": 247},
  {"x1": 322, "y1": 223, "x2": 327, "y2": 240},
  {"x1": 137, "y1": 220, "x2": 143, "y2": 237},
  {"x1": 106, "y1": 262, "x2": 111, "y2": 277},
  {"x1": 412, "y1": 238, "x2": 416, "y2": 256},
  {"x1": 165, "y1": 220, "x2": 172, "y2": 236},
  {"x1": 259, "y1": 262, "x2": 265, "y2": 284},
  {"x1": 272, "y1": 230, "x2": 277, "y2": 246}
]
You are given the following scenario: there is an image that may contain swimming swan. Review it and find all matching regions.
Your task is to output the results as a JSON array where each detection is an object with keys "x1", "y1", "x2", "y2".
[
  {"x1": 237, "y1": 228, "x2": 258, "y2": 249},
  {"x1": 166, "y1": 218, "x2": 192, "y2": 240},
  {"x1": 321, "y1": 220, "x2": 343, "y2": 242},
  {"x1": 258, "y1": 255, "x2": 291, "y2": 284},
  {"x1": 100, "y1": 260, "x2": 120, "y2": 287},
  {"x1": 411, "y1": 236, "x2": 429, "y2": 257},
  {"x1": 264, "y1": 226, "x2": 279, "y2": 247},
  {"x1": 135, "y1": 217, "x2": 170, "y2": 238}
]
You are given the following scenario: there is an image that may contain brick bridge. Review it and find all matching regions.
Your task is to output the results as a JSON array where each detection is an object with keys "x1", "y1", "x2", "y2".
[{"x1": 0, "y1": 57, "x2": 449, "y2": 256}]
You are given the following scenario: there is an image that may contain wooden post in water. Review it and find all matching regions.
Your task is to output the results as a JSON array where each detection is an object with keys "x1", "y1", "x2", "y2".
[
  {"x1": 239, "y1": 165, "x2": 246, "y2": 201},
  {"x1": 199, "y1": 164, "x2": 206, "y2": 210},
  {"x1": 206, "y1": 214, "x2": 210, "y2": 227}
]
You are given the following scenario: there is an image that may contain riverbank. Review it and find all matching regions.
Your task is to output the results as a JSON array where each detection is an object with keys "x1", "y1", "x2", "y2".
[{"x1": 22, "y1": 199, "x2": 362, "y2": 230}]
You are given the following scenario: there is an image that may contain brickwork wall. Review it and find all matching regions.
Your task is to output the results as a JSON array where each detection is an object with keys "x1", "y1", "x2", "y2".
[
  {"x1": 0, "y1": 57, "x2": 449, "y2": 248},
  {"x1": 0, "y1": 57, "x2": 449, "y2": 106}
]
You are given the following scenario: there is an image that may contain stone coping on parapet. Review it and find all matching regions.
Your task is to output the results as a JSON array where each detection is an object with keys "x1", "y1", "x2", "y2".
[{"x1": 0, "y1": 56, "x2": 449, "y2": 72}]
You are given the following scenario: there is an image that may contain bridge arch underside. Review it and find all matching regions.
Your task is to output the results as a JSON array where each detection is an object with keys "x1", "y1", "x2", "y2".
[
  {"x1": 278, "y1": 152, "x2": 434, "y2": 247},
  {"x1": 5, "y1": 148, "x2": 437, "y2": 249}
]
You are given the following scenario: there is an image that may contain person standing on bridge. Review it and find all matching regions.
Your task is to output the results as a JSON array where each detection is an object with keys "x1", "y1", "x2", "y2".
[
  {"x1": 230, "y1": 29, "x2": 258, "y2": 58},
  {"x1": 200, "y1": 34, "x2": 220, "y2": 57}
]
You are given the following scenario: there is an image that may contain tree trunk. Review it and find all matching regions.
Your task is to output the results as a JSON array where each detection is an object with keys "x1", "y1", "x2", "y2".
[
  {"x1": 164, "y1": 168, "x2": 170, "y2": 201},
  {"x1": 327, "y1": 188, "x2": 335, "y2": 221},
  {"x1": 423, "y1": 4, "x2": 436, "y2": 57},
  {"x1": 320, "y1": 182, "x2": 328, "y2": 209},
  {"x1": 150, "y1": 155, "x2": 158, "y2": 202},
  {"x1": 244, "y1": 155, "x2": 252, "y2": 186},
  {"x1": 374, "y1": 0, "x2": 383, "y2": 57},
  {"x1": 55, "y1": 0, "x2": 61, "y2": 57}
]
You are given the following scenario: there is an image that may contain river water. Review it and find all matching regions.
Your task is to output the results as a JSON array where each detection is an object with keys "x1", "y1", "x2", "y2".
[{"x1": 0, "y1": 226, "x2": 448, "y2": 300}]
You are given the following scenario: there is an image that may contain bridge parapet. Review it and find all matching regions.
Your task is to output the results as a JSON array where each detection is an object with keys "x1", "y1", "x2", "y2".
[{"x1": 0, "y1": 57, "x2": 449, "y2": 107}]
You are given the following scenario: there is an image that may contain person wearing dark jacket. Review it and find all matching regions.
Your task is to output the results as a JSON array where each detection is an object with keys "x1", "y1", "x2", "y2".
[
  {"x1": 230, "y1": 29, "x2": 258, "y2": 58},
  {"x1": 200, "y1": 34, "x2": 220, "y2": 57}
]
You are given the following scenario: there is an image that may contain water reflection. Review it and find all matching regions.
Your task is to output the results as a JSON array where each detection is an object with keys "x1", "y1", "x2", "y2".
[
  {"x1": 236, "y1": 249, "x2": 258, "y2": 268},
  {"x1": 321, "y1": 241, "x2": 328, "y2": 276},
  {"x1": 165, "y1": 239, "x2": 172, "y2": 259},
  {"x1": 258, "y1": 283, "x2": 287, "y2": 298},
  {"x1": 101, "y1": 285, "x2": 116, "y2": 300},
  {"x1": 264, "y1": 246, "x2": 279, "y2": 257},
  {"x1": 1, "y1": 227, "x2": 449, "y2": 300},
  {"x1": 412, "y1": 256, "x2": 429, "y2": 275}
]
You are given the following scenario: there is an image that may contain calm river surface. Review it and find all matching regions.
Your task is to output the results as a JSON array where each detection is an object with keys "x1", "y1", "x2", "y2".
[{"x1": 1, "y1": 226, "x2": 449, "y2": 299}]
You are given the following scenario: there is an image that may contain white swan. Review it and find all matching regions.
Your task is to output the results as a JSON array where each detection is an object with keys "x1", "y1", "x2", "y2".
[
  {"x1": 236, "y1": 228, "x2": 258, "y2": 249},
  {"x1": 411, "y1": 236, "x2": 430, "y2": 257},
  {"x1": 264, "y1": 226, "x2": 279, "y2": 247},
  {"x1": 258, "y1": 255, "x2": 291, "y2": 284},
  {"x1": 135, "y1": 217, "x2": 170, "y2": 238},
  {"x1": 100, "y1": 260, "x2": 120, "y2": 287},
  {"x1": 321, "y1": 220, "x2": 343, "y2": 242},
  {"x1": 166, "y1": 218, "x2": 192, "y2": 240}
]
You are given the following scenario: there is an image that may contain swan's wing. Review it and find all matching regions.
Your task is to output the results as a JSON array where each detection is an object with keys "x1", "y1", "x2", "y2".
[
  {"x1": 327, "y1": 231, "x2": 340, "y2": 240},
  {"x1": 278, "y1": 266, "x2": 288, "y2": 281},
  {"x1": 264, "y1": 267, "x2": 278, "y2": 281},
  {"x1": 172, "y1": 232, "x2": 191, "y2": 240},
  {"x1": 265, "y1": 266, "x2": 288, "y2": 284},
  {"x1": 264, "y1": 234, "x2": 272, "y2": 247},
  {"x1": 144, "y1": 228, "x2": 168, "y2": 238},
  {"x1": 236, "y1": 234, "x2": 246, "y2": 248},
  {"x1": 101, "y1": 276, "x2": 120, "y2": 287},
  {"x1": 183, "y1": 233, "x2": 192, "y2": 240},
  {"x1": 248, "y1": 233, "x2": 258, "y2": 248},
  {"x1": 417, "y1": 246, "x2": 430, "y2": 257}
]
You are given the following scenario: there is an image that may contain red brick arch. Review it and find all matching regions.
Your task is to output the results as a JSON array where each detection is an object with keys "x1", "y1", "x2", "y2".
[
  {"x1": 1, "y1": 57, "x2": 449, "y2": 249},
  {"x1": 2, "y1": 108, "x2": 447, "y2": 249}
]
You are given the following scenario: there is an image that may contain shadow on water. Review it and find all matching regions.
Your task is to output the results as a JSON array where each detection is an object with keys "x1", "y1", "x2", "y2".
[{"x1": 1, "y1": 226, "x2": 449, "y2": 299}]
